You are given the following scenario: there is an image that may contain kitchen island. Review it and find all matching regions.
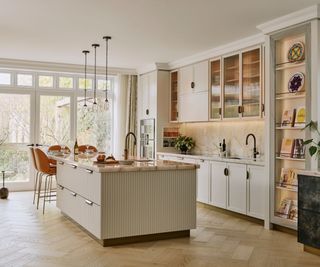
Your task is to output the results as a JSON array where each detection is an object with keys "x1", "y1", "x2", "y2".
[{"x1": 52, "y1": 155, "x2": 197, "y2": 246}]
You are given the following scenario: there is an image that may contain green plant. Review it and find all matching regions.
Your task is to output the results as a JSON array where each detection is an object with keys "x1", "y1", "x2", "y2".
[
  {"x1": 303, "y1": 120, "x2": 320, "y2": 157},
  {"x1": 174, "y1": 135, "x2": 195, "y2": 153}
]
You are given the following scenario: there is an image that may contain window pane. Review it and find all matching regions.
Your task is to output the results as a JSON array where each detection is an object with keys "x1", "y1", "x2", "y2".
[
  {"x1": 39, "y1": 95, "x2": 71, "y2": 146},
  {"x1": 59, "y1": 77, "x2": 73, "y2": 89},
  {"x1": 39, "y1": 75, "x2": 53, "y2": 88},
  {"x1": 17, "y1": 74, "x2": 33, "y2": 87},
  {"x1": 77, "y1": 97, "x2": 112, "y2": 153},
  {"x1": 0, "y1": 94, "x2": 30, "y2": 182},
  {"x1": 0, "y1": 73, "x2": 11, "y2": 85},
  {"x1": 78, "y1": 78, "x2": 92, "y2": 89},
  {"x1": 98, "y1": 79, "x2": 112, "y2": 90}
]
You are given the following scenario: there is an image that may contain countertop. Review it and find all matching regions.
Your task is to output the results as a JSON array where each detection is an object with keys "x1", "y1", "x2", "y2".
[
  {"x1": 157, "y1": 152, "x2": 265, "y2": 166},
  {"x1": 51, "y1": 155, "x2": 198, "y2": 173}
]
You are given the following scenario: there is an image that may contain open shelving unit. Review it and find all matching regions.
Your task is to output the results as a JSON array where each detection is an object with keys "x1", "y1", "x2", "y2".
[{"x1": 270, "y1": 24, "x2": 311, "y2": 230}]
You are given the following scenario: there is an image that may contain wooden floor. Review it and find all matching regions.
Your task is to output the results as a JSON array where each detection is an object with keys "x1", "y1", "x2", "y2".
[{"x1": 0, "y1": 192, "x2": 319, "y2": 267}]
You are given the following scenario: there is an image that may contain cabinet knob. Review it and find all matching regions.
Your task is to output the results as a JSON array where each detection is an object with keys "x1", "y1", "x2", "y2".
[
  {"x1": 191, "y1": 82, "x2": 195, "y2": 89},
  {"x1": 238, "y1": 106, "x2": 244, "y2": 114},
  {"x1": 70, "y1": 191, "x2": 77, "y2": 197},
  {"x1": 224, "y1": 168, "x2": 229, "y2": 176},
  {"x1": 218, "y1": 108, "x2": 222, "y2": 115},
  {"x1": 146, "y1": 109, "x2": 149, "y2": 115}
]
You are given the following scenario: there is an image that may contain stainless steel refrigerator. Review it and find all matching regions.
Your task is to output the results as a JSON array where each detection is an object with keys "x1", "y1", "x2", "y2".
[{"x1": 140, "y1": 119, "x2": 155, "y2": 159}]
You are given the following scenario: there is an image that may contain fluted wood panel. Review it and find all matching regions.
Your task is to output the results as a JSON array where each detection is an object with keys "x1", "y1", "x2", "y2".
[{"x1": 101, "y1": 169, "x2": 196, "y2": 239}]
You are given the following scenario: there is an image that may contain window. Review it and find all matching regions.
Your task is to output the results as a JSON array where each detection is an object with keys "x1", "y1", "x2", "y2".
[
  {"x1": 38, "y1": 75, "x2": 54, "y2": 88},
  {"x1": 0, "y1": 73, "x2": 11, "y2": 85},
  {"x1": 78, "y1": 78, "x2": 92, "y2": 89},
  {"x1": 98, "y1": 78, "x2": 112, "y2": 90},
  {"x1": 17, "y1": 74, "x2": 33, "y2": 87},
  {"x1": 59, "y1": 77, "x2": 73, "y2": 89}
]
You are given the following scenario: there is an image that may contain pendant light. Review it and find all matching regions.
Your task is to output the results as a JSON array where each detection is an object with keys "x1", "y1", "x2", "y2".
[
  {"x1": 103, "y1": 36, "x2": 111, "y2": 110},
  {"x1": 92, "y1": 43, "x2": 100, "y2": 112},
  {"x1": 82, "y1": 50, "x2": 90, "y2": 109}
]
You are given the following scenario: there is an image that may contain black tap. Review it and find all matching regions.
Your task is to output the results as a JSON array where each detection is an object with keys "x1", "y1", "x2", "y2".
[
  {"x1": 124, "y1": 132, "x2": 137, "y2": 160},
  {"x1": 246, "y1": 133, "x2": 259, "y2": 160}
]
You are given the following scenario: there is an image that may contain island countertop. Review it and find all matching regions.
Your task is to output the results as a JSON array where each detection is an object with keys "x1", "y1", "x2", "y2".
[{"x1": 51, "y1": 155, "x2": 198, "y2": 173}]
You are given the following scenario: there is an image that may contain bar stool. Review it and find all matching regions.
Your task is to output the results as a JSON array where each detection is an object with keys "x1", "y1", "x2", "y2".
[
  {"x1": 29, "y1": 147, "x2": 41, "y2": 205},
  {"x1": 34, "y1": 148, "x2": 57, "y2": 214}
]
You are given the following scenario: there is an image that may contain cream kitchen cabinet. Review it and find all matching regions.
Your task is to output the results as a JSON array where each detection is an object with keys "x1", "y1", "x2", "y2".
[
  {"x1": 178, "y1": 61, "x2": 209, "y2": 122},
  {"x1": 211, "y1": 161, "x2": 228, "y2": 208},
  {"x1": 226, "y1": 163, "x2": 247, "y2": 214},
  {"x1": 138, "y1": 71, "x2": 157, "y2": 120}
]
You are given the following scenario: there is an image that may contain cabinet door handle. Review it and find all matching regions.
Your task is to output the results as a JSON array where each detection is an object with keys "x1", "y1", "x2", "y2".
[
  {"x1": 58, "y1": 161, "x2": 64, "y2": 165},
  {"x1": 200, "y1": 159, "x2": 204, "y2": 163},
  {"x1": 68, "y1": 164, "x2": 77, "y2": 169},
  {"x1": 85, "y1": 199, "x2": 93, "y2": 206},
  {"x1": 238, "y1": 106, "x2": 244, "y2": 114},
  {"x1": 146, "y1": 109, "x2": 149, "y2": 115},
  {"x1": 177, "y1": 157, "x2": 184, "y2": 160},
  {"x1": 191, "y1": 82, "x2": 195, "y2": 89},
  {"x1": 58, "y1": 185, "x2": 64, "y2": 190},
  {"x1": 85, "y1": 169, "x2": 93, "y2": 174},
  {"x1": 261, "y1": 103, "x2": 265, "y2": 113},
  {"x1": 70, "y1": 191, "x2": 77, "y2": 197},
  {"x1": 246, "y1": 171, "x2": 249, "y2": 180},
  {"x1": 176, "y1": 111, "x2": 179, "y2": 118},
  {"x1": 218, "y1": 108, "x2": 222, "y2": 115},
  {"x1": 224, "y1": 168, "x2": 229, "y2": 176}
]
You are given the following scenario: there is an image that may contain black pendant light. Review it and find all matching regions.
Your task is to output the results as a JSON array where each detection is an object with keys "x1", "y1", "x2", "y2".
[
  {"x1": 92, "y1": 43, "x2": 100, "y2": 112},
  {"x1": 82, "y1": 50, "x2": 90, "y2": 108},
  {"x1": 103, "y1": 36, "x2": 111, "y2": 110}
]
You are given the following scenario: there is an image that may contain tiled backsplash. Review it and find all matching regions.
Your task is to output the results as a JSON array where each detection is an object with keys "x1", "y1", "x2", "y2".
[{"x1": 179, "y1": 121, "x2": 265, "y2": 158}]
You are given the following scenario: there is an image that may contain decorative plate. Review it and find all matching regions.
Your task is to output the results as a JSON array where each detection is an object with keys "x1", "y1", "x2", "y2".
[
  {"x1": 288, "y1": 72, "x2": 304, "y2": 93},
  {"x1": 287, "y1": 42, "x2": 305, "y2": 62}
]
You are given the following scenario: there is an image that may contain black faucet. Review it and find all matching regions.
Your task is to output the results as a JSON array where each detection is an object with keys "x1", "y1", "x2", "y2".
[
  {"x1": 124, "y1": 132, "x2": 137, "y2": 160},
  {"x1": 246, "y1": 133, "x2": 259, "y2": 160}
]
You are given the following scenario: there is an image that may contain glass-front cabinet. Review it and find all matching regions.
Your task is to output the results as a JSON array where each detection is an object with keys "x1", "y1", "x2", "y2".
[
  {"x1": 170, "y1": 71, "x2": 178, "y2": 122},
  {"x1": 223, "y1": 54, "x2": 240, "y2": 119},
  {"x1": 209, "y1": 59, "x2": 221, "y2": 120},
  {"x1": 242, "y1": 48, "x2": 261, "y2": 117}
]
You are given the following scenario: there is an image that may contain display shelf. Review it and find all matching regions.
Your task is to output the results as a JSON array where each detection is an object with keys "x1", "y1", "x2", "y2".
[
  {"x1": 275, "y1": 61, "x2": 305, "y2": 71},
  {"x1": 276, "y1": 156, "x2": 305, "y2": 161},
  {"x1": 275, "y1": 93, "x2": 305, "y2": 100},
  {"x1": 276, "y1": 126, "x2": 304, "y2": 130},
  {"x1": 276, "y1": 185, "x2": 297, "y2": 192},
  {"x1": 272, "y1": 215, "x2": 297, "y2": 230}
]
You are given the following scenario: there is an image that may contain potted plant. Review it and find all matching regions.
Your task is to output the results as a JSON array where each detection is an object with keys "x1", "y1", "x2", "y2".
[
  {"x1": 174, "y1": 135, "x2": 195, "y2": 154},
  {"x1": 303, "y1": 120, "x2": 320, "y2": 157}
]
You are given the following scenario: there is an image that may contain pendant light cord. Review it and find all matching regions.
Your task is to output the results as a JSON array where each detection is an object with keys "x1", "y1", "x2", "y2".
[
  {"x1": 103, "y1": 36, "x2": 111, "y2": 102},
  {"x1": 82, "y1": 50, "x2": 90, "y2": 107},
  {"x1": 92, "y1": 44, "x2": 100, "y2": 104}
]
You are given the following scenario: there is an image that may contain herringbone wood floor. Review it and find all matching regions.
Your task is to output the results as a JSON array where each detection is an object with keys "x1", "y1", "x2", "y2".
[{"x1": 0, "y1": 192, "x2": 319, "y2": 267}]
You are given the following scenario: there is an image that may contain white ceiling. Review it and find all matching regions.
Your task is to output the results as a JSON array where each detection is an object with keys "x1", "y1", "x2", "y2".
[{"x1": 1, "y1": 0, "x2": 320, "y2": 70}]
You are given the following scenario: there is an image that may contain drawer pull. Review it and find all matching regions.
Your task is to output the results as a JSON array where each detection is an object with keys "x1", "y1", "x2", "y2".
[
  {"x1": 58, "y1": 185, "x2": 64, "y2": 190},
  {"x1": 246, "y1": 171, "x2": 250, "y2": 180},
  {"x1": 85, "y1": 169, "x2": 93, "y2": 174},
  {"x1": 200, "y1": 159, "x2": 205, "y2": 163},
  {"x1": 69, "y1": 164, "x2": 77, "y2": 169},
  {"x1": 177, "y1": 157, "x2": 184, "y2": 160},
  {"x1": 70, "y1": 191, "x2": 77, "y2": 197},
  {"x1": 85, "y1": 199, "x2": 93, "y2": 206},
  {"x1": 58, "y1": 161, "x2": 64, "y2": 165},
  {"x1": 224, "y1": 168, "x2": 229, "y2": 176}
]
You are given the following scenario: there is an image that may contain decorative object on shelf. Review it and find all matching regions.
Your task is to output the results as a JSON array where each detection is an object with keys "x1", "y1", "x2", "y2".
[
  {"x1": 280, "y1": 138, "x2": 294, "y2": 157},
  {"x1": 281, "y1": 108, "x2": 295, "y2": 127},
  {"x1": 0, "y1": 171, "x2": 9, "y2": 199},
  {"x1": 294, "y1": 107, "x2": 306, "y2": 127},
  {"x1": 277, "y1": 198, "x2": 292, "y2": 218},
  {"x1": 303, "y1": 120, "x2": 320, "y2": 158},
  {"x1": 82, "y1": 50, "x2": 90, "y2": 109},
  {"x1": 292, "y1": 139, "x2": 305, "y2": 159},
  {"x1": 103, "y1": 36, "x2": 112, "y2": 111},
  {"x1": 288, "y1": 72, "x2": 304, "y2": 93},
  {"x1": 92, "y1": 43, "x2": 100, "y2": 112},
  {"x1": 174, "y1": 135, "x2": 195, "y2": 154},
  {"x1": 287, "y1": 42, "x2": 305, "y2": 62},
  {"x1": 163, "y1": 127, "x2": 179, "y2": 147}
]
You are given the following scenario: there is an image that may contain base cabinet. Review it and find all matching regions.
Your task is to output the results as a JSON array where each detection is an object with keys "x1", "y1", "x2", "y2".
[
  {"x1": 196, "y1": 159, "x2": 210, "y2": 204},
  {"x1": 211, "y1": 161, "x2": 227, "y2": 208},
  {"x1": 227, "y1": 163, "x2": 247, "y2": 214}
]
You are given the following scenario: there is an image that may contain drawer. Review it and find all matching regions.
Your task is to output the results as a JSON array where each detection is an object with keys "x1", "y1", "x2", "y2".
[
  {"x1": 79, "y1": 196, "x2": 101, "y2": 238},
  {"x1": 57, "y1": 162, "x2": 101, "y2": 205},
  {"x1": 57, "y1": 185, "x2": 79, "y2": 222}
]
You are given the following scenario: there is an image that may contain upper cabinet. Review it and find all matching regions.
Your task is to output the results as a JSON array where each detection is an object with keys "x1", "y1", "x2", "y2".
[
  {"x1": 209, "y1": 59, "x2": 222, "y2": 120},
  {"x1": 222, "y1": 46, "x2": 262, "y2": 120},
  {"x1": 138, "y1": 71, "x2": 157, "y2": 120},
  {"x1": 223, "y1": 54, "x2": 240, "y2": 119},
  {"x1": 178, "y1": 61, "x2": 209, "y2": 122},
  {"x1": 169, "y1": 71, "x2": 178, "y2": 122}
]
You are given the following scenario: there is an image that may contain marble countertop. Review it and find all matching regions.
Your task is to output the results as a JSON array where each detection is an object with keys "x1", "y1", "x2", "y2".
[
  {"x1": 51, "y1": 155, "x2": 198, "y2": 173},
  {"x1": 157, "y1": 152, "x2": 265, "y2": 166}
]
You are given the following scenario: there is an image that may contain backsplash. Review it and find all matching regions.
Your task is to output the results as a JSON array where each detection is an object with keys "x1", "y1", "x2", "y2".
[{"x1": 178, "y1": 121, "x2": 265, "y2": 158}]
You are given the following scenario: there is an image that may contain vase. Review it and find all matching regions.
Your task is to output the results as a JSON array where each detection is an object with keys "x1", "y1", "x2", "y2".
[{"x1": 179, "y1": 145, "x2": 188, "y2": 154}]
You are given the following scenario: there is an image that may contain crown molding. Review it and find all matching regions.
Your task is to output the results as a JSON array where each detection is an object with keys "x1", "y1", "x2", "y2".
[
  {"x1": 257, "y1": 4, "x2": 320, "y2": 34},
  {"x1": 167, "y1": 33, "x2": 265, "y2": 70},
  {"x1": 137, "y1": 62, "x2": 170, "y2": 75},
  {"x1": 0, "y1": 58, "x2": 137, "y2": 75}
]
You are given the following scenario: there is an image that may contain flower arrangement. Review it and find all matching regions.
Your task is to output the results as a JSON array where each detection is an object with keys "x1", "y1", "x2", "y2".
[
  {"x1": 303, "y1": 120, "x2": 320, "y2": 157},
  {"x1": 174, "y1": 135, "x2": 195, "y2": 154}
]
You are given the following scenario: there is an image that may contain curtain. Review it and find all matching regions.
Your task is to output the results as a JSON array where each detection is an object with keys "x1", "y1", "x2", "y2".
[{"x1": 125, "y1": 75, "x2": 138, "y2": 156}]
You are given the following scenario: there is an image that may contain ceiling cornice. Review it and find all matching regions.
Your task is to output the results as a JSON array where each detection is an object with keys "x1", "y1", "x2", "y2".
[
  {"x1": 257, "y1": 4, "x2": 320, "y2": 34},
  {"x1": 0, "y1": 58, "x2": 137, "y2": 75},
  {"x1": 137, "y1": 63, "x2": 170, "y2": 75}
]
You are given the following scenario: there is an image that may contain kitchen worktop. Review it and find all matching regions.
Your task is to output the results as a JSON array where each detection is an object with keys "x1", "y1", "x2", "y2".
[
  {"x1": 157, "y1": 152, "x2": 265, "y2": 166},
  {"x1": 51, "y1": 155, "x2": 198, "y2": 173}
]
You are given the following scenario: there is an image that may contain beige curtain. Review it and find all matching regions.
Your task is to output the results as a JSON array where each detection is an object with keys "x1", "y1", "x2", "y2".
[{"x1": 125, "y1": 75, "x2": 138, "y2": 156}]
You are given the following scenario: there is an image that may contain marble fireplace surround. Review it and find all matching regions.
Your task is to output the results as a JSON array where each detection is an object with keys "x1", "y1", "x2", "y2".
[{"x1": 178, "y1": 120, "x2": 265, "y2": 159}]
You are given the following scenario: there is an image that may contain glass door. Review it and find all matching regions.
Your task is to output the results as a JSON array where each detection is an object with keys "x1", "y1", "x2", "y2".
[
  {"x1": 0, "y1": 92, "x2": 34, "y2": 191},
  {"x1": 210, "y1": 59, "x2": 221, "y2": 120},
  {"x1": 223, "y1": 54, "x2": 240, "y2": 119},
  {"x1": 242, "y1": 48, "x2": 261, "y2": 117}
]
